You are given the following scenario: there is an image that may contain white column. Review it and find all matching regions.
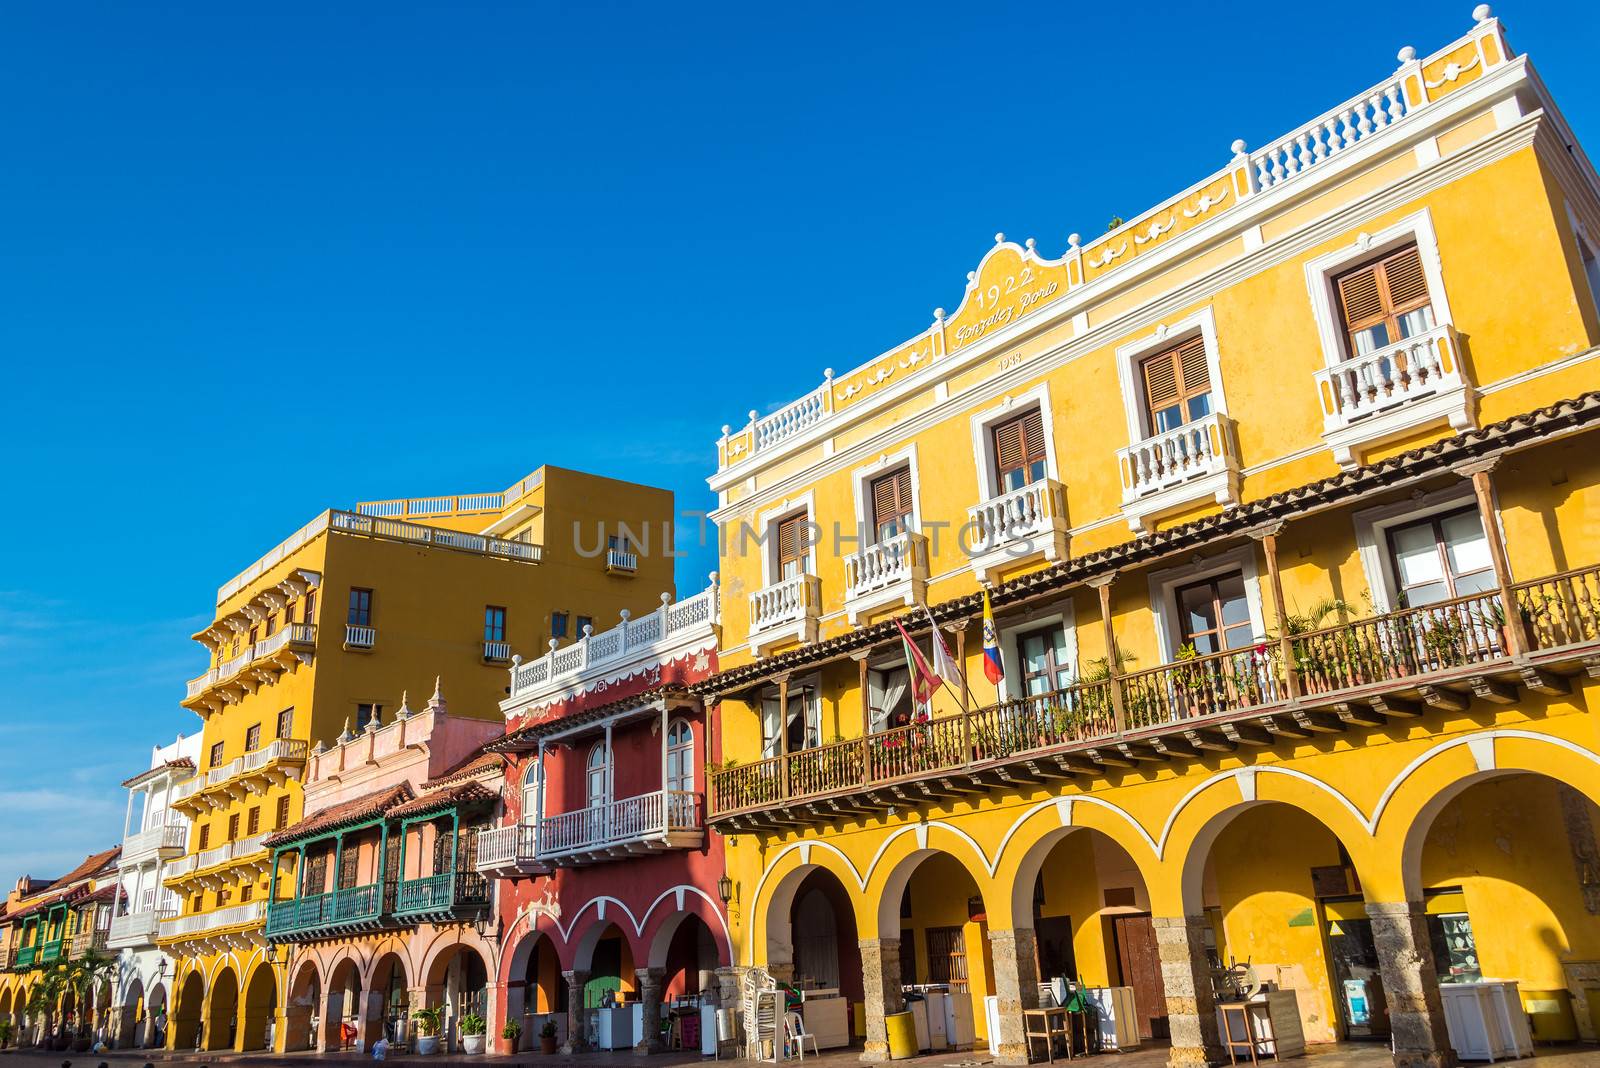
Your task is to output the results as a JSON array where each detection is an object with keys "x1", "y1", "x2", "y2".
[
  {"x1": 124, "y1": 788, "x2": 137, "y2": 839},
  {"x1": 659, "y1": 701, "x2": 669, "y2": 790}
]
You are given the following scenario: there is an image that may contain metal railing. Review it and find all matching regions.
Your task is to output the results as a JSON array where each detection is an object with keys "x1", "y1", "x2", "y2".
[
  {"x1": 394, "y1": 871, "x2": 489, "y2": 915},
  {"x1": 537, "y1": 790, "x2": 702, "y2": 859}
]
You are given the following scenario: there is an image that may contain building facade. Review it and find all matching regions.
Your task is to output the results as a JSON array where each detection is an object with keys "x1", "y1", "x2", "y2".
[
  {"x1": 481, "y1": 580, "x2": 727, "y2": 1053},
  {"x1": 105, "y1": 732, "x2": 203, "y2": 1048},
  {"x1": 702, "y1": 10, "x2": 1600, "y2": 1068},
  {"x1": 156, "y1": 466, "x2": 676, "y2": 1052}
]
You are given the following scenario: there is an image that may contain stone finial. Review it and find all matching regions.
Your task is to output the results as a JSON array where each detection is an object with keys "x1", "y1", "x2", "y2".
[
  {"x1": 581, "y1": 623, "x2": 594, "y2": 639},
  {"x1": 364, "y1": 708, "x2": 380, "y2": 733},
  {"x1": 994, "y1": 232, "x2": 1005, "y2": 244},
  {"x1": 1068, "y1": 233, "x2": 1081, "y2": 249},
  {"x1": 1397, "y1": 45, "x2": 1417, "y2": 63},
  {"x1": 1472, "y1": 4, "x2": 1492, "y2": 24},
  {"x1": 720, "y1": 424, "x2": 730, "y2": 436},
  {"x1": 1024, "y1": 237, "x2": 1036, "y2": 252},
  {"x1": 1230, "y1": 139, "x2": 1248, "y2": 155},
  {"x1": 747, "y1": 409, "x2": 759, "y2": 424},
  {"x1": 396, "y1": 690, "x2": 412, "y2": 720},
  {"x1": 427, "y1": 676, "x2": 447, "y2": 715},
  {"x1": 708, "y1": 570, "x2": 719, "y2": 586},
  {"x1": 338, "y1": 718, "x2": 354, "y2": 744},
  {"x1": 548, "y1": 638, "x2": 559, "y2": 652},
  {"x1": 823, "y1": 367, "x2": 834, "y2": 380},
  {"x1": 313, "y1": 740, "x2": 327, "y2": 755},
  {"x1": 661, "y1": 592, "x2": 673, "y2": 606},
  {"x1": 932, "y1": 307, "x2": 945, "y2": 321}
]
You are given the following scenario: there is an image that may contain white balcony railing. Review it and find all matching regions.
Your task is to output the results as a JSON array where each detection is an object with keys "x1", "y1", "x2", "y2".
[
  {"x1": 1118, "y1": 412, "x2": 1237, "y2": 501},
  {"x1": 749, "y1": 573, "x2": 822, "y2": 634},
  {"x1": 241, "y1": 738, "x2": 308, "y2": 774},
  {"x1": 755, "y1": 383, "x2": 832, "y2": 451},
  {"x1": 475, "y1": 823, "x2": 543, "y2": 875},
  {"x1": 967, "y1": 479, "x2": 1068, "y2": 556},
  {"x1": 508, "y1": 582, "x2": 721, "y2": 699},
  {"x1": 483, "y1": 640, "x2": 512, "y2": 663},
  {"x1": 108, "y1": 909, "x2": 175, "y2": 948},
  {"x1": 233, "y1": 832, "x2": 270, "y2": 860},
  {"x1": 605, "y1": 547, "x2": 639, "y2": 573},
  {"x1": 185, "y1": 668, "x2": 218, "y2": 699},
  {"x1": 206, "y1": 757, "x2": 244, "y2": 787},
  {"x1": 1315, "y1": 323, "x2": 1466, "y2": 431},
  {"x1": 195, "y1": 842, "x2": 233, "y2": 870},
  {"x1": 345, "y1": 624, "x2": 376, "y2": 649},
  {"x1": 537, "y1": 790, "x2": 702, "y2": 862},
  {"x1": 844, "y1": 531, "x2": 929, "y2": 599},
  {"x1": 162, "y1": 854, "x2": 197, "y2": 881},
  {"x1": 159, "y1": 900, "x2": 265, "y2": 939},
  {"x1": 123, "y1": 822, "x2": 188, "y2": 862}
]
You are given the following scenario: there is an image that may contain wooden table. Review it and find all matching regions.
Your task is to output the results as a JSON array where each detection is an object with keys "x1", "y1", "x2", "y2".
[{"x1": 1023, "y1": 1006, "x2": 1074, "y2": 1063}]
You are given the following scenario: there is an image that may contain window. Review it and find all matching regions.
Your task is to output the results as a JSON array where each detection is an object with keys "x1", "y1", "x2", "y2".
[
  {"x1": 198, "y1": 825, "x2": 210, "y2": 851},
  {"x1": 1334, "y1": 243, "x2": 1435, "y2": 357},
  {"x1": 244, "y1": 724, "x2": 261, "y2": 752},
  {"x1": 209, "y1": 741, "x2": 225, "y2": 768},
  {"x1": 1579, "y1": 231, "x2": 1600, "y2": 321},
  {"x1": 775, "y1": 513, "x2": 811, "y2": 579},
  {"x1": 275, "y1": 795, "x2": 291, "y2": 829},
  {"x1": 265, "y1": 613, "x2": 276, "y2": 636},
  {"x1": 217, "y1": 887, "x2": 230, "y2": 907},
  {"x1": 551, "y1": 611, "x2": 569, "y2": 640},
  {"x1": 1141, "y1": 335, "x2": 1212, "y2": 434},
  {"x1": 247, "y1": 625, "x2": 258, "y2": 645},
  {"x1": 192, "y1": 894, "x2": 202, "y2": 913},
  {"x1": 284, "y1": 599, "x2": 296, "y2": 625},
  {"x1": 761, "y1": 680, "x2": 821, "y2": 756},
  {"x1": 992, "y1": 408, "x2": 1048, "y2": 491},
  {"x1": 356, "y1": 703, "x2": 382, "y2": 731},
  {"x1": 1175, "y1": 572, "x2": 1255, "y2": 654},
  {"x1": 586, "y1": 742, "x2": 611, "y2": 809},
  {"x1": 275, "y1": 708, "x2": 294, "y2": 739},
  {"x1": 227, "y1": 813, "x2": 240, "y2": 840},
  {"x1": 608, "y1": 534, "x2": 630, "y2": 552},
  {"x1": 926, "y1": 926, "x2": 970, "y2": 989},
  {"x1": 348, "y1": 588, "x2": 373, "y2": 627},
  {"x1": 338, "y1": 846, "x2": 358, "y2": 890},
  {"x1": 304, "y1": 590, "x2": 317, "y2": 624},
  {"x1": 1386, "y1": 507, "x2": 1495, "y2": 607},
  {"x1": 484, "y1": 606, "x2": 507, "y2": 643},
  {"x1": 665, "y1": 720, "x2": 695, "y2": 793},
  {"x1": 247, "y1": 807, "x2": 260, "y2": 835},
  {"x1": 868, "y1": 466, "x2": 914, "y2": 542},
  {"x1": 240, "y1": 884, "x2": 253, "y2": 903},
  {"x1": 1018, "y1": 625, "x2": 1074, "y2": 697},
  {"x1": 576, "y1": 615, "x2": 593, "y2": 638}
]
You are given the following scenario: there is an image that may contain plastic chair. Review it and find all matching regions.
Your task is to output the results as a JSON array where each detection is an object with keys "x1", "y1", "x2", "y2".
[{"x1": 784, "y1": 1011, "x2": 819, "y2": 1061}]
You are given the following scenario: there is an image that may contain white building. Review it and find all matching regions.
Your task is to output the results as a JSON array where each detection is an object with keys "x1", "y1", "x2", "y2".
[{"x1": 107, "y1": 732, "x2": 201, "y2": 1048}]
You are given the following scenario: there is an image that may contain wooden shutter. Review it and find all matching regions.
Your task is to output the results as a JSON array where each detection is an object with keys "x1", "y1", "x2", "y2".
[
  {"x1": 776, "y1": 514, "x2": 804, "y2": 571},
  {"x1": 1384, "y1": 246, "x2": 1429, "y2": 309},
  {"x1": 870, "y1": 466, "x2": 913, "y2": 535},
  {"x1": 1176, "y1": 335, "x2": 1209, "y2": 393},
  {"x1": 1143, "y1": 336, "x2": 1210, "y2": 421},
  {"x1": 992, "y1": 408, "x2": 1047, "y2": 484},
  {"x1": 1335, "y1": 243, "x2": 1433, "y2": 346}
]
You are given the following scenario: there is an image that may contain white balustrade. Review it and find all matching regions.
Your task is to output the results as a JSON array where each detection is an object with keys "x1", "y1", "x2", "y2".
[
  {"x1": 749, "y1": 573, "x2": 822, "y2": 634},
  {"x1": 195, "y1": 841, "x2": 233, "y2": 870},
  {"x1": 205, "y1": 756, "x2": 244, "y2": 787},
  {"x1": 966, "y1": 480, "x2": 1067, "y2": 556},
  {"x1": 483, "y1": 640, "x2": 512, "y2": 662},
  {"x1": 108, "y1": 909, "x2": 174, "y2": 948},
  {"x1": 123, "y1": 822, "x2": 188, "y2": 862},
  {"x1": 185, "y1": 669, "x2": 217, "y2": 699},
  {"x1": 159, "y1": 900, "x2": 264, "y2": 938},
  {"x1": 162, "y1": 853, "x2": 197, "y2": 880},
  {"x1": 606, "y1": 547, "x2": 639, "y2": 572},
  {"x1": 753, "y1": 382, "x2": 832, "y2": 452},
  {"x1": 1250, "y1": 76, "x2": 1410, "y2": 192},
  {"x1": 536, "y1": 790, "x2": 702, "y2": 859},
  {"x1": 475, "y1": 823, "x2": 541, "y2": 873},
  {"x1": 219, "y1": 647, "x2": 254, "y2": 681},
  {"x1": 1117, "y1": 412, "x2": 1236, "y2": 500},
  {"x1": 345, "y1": 624, "x2": 377, "y2": 649},
  {"x1": 170, "y1": 777, "x2": 201, "y2": 805},
  {"x1": 232, "y1": 832, "x2": 270, "y2": 859},
  {"x1": 1314, "y1": 323, "x2": 1464, "y2": 430},
  {"x1": 508, "y1": 583, "x2": 722, "y2": 698},
  {"x1": 241, "y1": 738, "x2": 308, "y2": 774},
  {"x1": 844, "y1": 531, "x2": 929, "y2": 598}
]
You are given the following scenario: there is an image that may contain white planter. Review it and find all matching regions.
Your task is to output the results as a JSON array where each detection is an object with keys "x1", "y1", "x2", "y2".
[
  {"x1": 462, "y1": 1033, "x2": 486, "y2": 1054},
  {"x1": 415, "y1": 1035, "x2": 439, "y2": 1055}
]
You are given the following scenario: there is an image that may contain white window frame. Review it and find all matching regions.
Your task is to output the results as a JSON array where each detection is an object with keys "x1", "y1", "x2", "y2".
[
  {"x1": 1146, "y1": 545, "x2": 1268, "y2": 664},
  {"x1": 519, "y1": 758, "x2": 542, "y2": 827},
  {"x1": 665, "y1": 718, "x2": 695, "y2": 793},
  {"x1": 850, "y1": 444, "x2": 922, "y2": 545},
  {"x1": 1568, "y1": 202, "x2": 1600, "y2": 326},
  {"x1": 760, "y1": 673, "x2": 823, "y2": 756},
  {"x1": 585, "y1": 740, "x2": 611, "y2": 809},
  {"x1": 1113, "y1": 306, "x2": 1226, "y2": 445},
  {"x1": 1302, "y1": 209, "x2": 1454, "y2": 370},
  {"x1": 754, "y1": 490, "x2": 818, "y2": 589},
  {"x1": 1352, "y1": 484, "x2": 1504, "y2": 613},
  {"x1": 967, "y1": 383, "x2": 1062, "y2": 503},
  {"x1": 999, "y1": 606, "x2": 1079, "y2": 701}
]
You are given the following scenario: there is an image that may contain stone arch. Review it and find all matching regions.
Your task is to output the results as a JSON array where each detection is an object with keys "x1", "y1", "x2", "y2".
[
  {"x1": 239, "y1": 960, "x2": 277, "y2": 1052},
  {"x1": 642, "y1": 887, "x2": 732, "y2": 972},
  {"x1": 172, "y1": 967, "x2": 204, "y2": 1051},
  {"x1": 422, "y1": 941, "x2": 491, "y2": 1053},
  {"x1": 503, "y1": 928, "x2": 565, "y2": 1050},
  {"x1": 367, "y1": 951, "x2": 409, "y2": 1048},
  {"x1": 995, "y1": 796, "x2": 1164, "y2": 930},
  {"x1": 142, "y1": 980, "x2": 167, "y2": 1050},
  {"x1": 865, "y1": 830, "x2": 994, "y2": 938},
  {"x1": 118, "y1": 975, "x2": 145, "y2": 1049},
  {"x1": 570, "y1": 921, "x2": 636, "y2": 1005},
  {"x1": 325, "y1": 955, "x2": 363, "y2": 1051},
  {"x1": 202, "y1": 965, "x2": 239, "y2": 1052},
  {"x1": 283, "y1": 958, "x2": 322, "y2": 1052},
  {"x1": 752, "y1": 853, "x2": 863, "y2": 972}
]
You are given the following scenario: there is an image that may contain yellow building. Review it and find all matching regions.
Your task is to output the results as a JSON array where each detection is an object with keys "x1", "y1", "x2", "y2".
[
  {"x1": 701, "y1": 10, "x2": 1600, "y2": 1068},
  {"x1": 154, "y1": 465, "x2": 676, "y2": 1052}
]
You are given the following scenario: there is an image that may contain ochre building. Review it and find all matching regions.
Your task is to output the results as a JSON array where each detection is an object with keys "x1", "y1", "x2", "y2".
[{"x1": 701, "y1": 10, "x2": 1600, "y2": 1068}]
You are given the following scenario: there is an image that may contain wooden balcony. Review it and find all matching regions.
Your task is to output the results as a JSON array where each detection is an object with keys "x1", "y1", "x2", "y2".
[
  {"x1": 708, "y1": 563, "x2": 1600, "y2": 829},
  {"x1": 265, "y1": 882, "x2": 394, "y2": 943},
  {"x1": 393, "y1": 871, "x2": 490, "y2": 923}
]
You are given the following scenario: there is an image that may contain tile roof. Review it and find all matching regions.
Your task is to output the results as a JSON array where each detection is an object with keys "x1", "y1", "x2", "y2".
[
  {"x1": 387, "y1": 781, "x2": 499, "y2": 820},
  {"x1": 121, "y1": 758, "x2": 197, "y2": 789},
  {"x1": 263, "y1": 783, "x2": 413, "y2": 847},
  {"x1": 43, "y1": 847, "x2": 121, "y2": 893},
  {"x1": 421, "y1": 748, "x2": 503, "y2": 789}
]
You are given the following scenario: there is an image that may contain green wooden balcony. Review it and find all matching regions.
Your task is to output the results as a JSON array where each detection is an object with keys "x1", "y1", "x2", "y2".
[
  {"x1": 265, "y1": 882, "x2": 393, "y2": 943},
  {"x1": 37, "y1": 938, "x2": 65, "y2": 965},
  {"x1": 393, "y1": 872, "x2": 489, "y2": 922},
  {"x1": 13, "y1": 945, "x2": 38, "y2": 970}
]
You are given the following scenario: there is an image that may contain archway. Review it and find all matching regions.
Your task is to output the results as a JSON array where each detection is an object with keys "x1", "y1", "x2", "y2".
[
  {"x1": 1409, "y1": 770, "x2": 1600, "y2": 1042},
  {"x1": 506, "y1": 931, "x2": 565, "y2": 1051},
  {"x1": 172, "y1": 969, "x2": 204, "y2": 1051},
  {"x1": 326, "y1": 957, "x2": 362, "y2": 1052},
  {"x1": 1179, "y1": 799, "x2": 1373, "y2": 1047},
  {"x1": 119, "y1": 975, "x2": 145, "y2": 1049},
  {"x1": 763, "y1": 864, "x2": 861, "y2": 1008},
  {"x1": 203, "y1": 966, "x2": 239, "y2": 1052},
  {"x1": 59, "y1": 988, "x2": 77, "y2": 1043},
  {"x1": 426, "y1": 944, "x2": 488, "y2": 1054},
  {"x1": 284, "y1": 959, "x2": 321, "y2": 1052},
  {"x1": 652, "y1": 912, "x2": 721, "y2": 1000},
  {"x1": 239, "y1": 963, "x2": 277, "y2": 1051},
  {"x1": 0, "y1": 987, "x2": 11, "y2": 1046},
  {"x1": 368, "y1": 953, "x2": 409, "y2": 1048},
  {"x1": 1013, "y1": 824, "x2": 1166, "y2": 1042},
  {"x1": 883, "y1": 850, "x2": 997, "y2": 1049},
  {"x1": 143, "y1": 981, "x2": 167, "y2": 1050}
]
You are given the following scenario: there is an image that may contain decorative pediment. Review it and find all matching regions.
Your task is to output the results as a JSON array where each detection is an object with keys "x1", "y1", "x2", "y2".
[{"x1": 944, "y1": 235, "x2": 1070, "y2": 353}]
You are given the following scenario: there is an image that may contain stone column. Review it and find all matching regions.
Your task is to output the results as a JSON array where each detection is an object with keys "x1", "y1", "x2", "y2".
[
  {"x1": 561, "y1": 969, "x2": 589, "y2": 1052},
  {"x1": 634, "y1": 967, "x2": 666, "y2": 1053},
  {"x1": 987, "y1": 928, "x2": 1041, "y2": 1064},
  {"x1": 357, "y1": 988, "x2": 385, "y2": 1050},
  {"x1": 858, "y1": 938, "x2": 904, "y2": 1063},
  {"x1": 407, "y1": 987, "x2": 433, "y2": 1050},
  {"x1": 115, "y1": 1004, "x2": 138, "y2": 1049},
  {"x1": 1155, "y1": 915, "x2": 1222, "y2": 1068},
  {"x1": 1367, "y1": 902, "x2": 1458, "y2": 1068},
  {"x1": 319, "y1": 988, "x2": 345, "y2": 1052}
]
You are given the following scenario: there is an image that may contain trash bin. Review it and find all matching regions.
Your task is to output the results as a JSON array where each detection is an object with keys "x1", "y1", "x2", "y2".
[{"x1": 885, "y1": 1011, "x2": 917, "y2": 1060}]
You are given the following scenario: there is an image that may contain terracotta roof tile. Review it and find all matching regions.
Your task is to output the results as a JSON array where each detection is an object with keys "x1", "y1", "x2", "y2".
[
  {"x1": 264, "y1": 783, "x2": 413, "y2": 847},
  {"x1": 121, "y1": 758, "x2": 197, "y2": 789},
  {"x1": 421, "y1": 748, "x2": 503, "y2": 789},
  {"x1": 387, "y1": 781, "x2": 499, "y2": 820},
  {"x1": 43, "y1": 847, "x2": 121, "y2": 892}
]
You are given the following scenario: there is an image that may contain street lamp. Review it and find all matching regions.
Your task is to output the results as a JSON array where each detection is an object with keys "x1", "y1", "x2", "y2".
[{"x1": 717, "y1": 875, "x2": 734, "y2": 905}]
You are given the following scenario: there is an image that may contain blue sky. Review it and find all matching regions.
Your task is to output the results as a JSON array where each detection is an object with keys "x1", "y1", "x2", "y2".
[{"x1": 1, "y1": 1, "x2": 1596, "y2": 888}]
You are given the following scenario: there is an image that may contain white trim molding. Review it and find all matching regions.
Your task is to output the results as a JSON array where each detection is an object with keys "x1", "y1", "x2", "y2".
[
  {"x1": 964, "y1": 383, "x2": 1069, "y2": 582},
  {"x1": 1145, "y1": 544, "x2": 1268, "y2": 663},
  {"x1": 843, "y1": 445, "x2": 929, "y2": 624}
]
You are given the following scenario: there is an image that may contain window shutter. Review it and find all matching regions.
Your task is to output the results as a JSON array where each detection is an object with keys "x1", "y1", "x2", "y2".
[
  {"x1": 1383, "y1": 246, "x2": 1429, "y2": 309},
  {"x1": 893, "y1": 466, "x2": 912, "y2": 509},
  {"x1": 1176, "y1": 335, "x2": 1210, "y2": 393},
  {"x1": 871, "y1": 473, "x2": 897, "y2": 528},
  {"x1": 1143, "y1": 351, "x2": 1180, "y2": 409},
  {"x1": 994, "y1": 418, "x2": 1023, "y2": 470},
  {"x1": 1022, "y1": 409, "x2": 1045, "y2": 462},
  {"x1": 1336, "y1": 265, "x2": 1385, "y2": 330}
]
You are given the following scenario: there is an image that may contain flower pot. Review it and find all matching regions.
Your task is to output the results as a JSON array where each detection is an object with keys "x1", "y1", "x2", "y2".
[
  {"x1": 462, "y1": 1033, "x2": 486, "y2": 1054},
  {"x1": 500, "y1": 1035, "x2": 519, "y2": 1055},
  {"x1": 416, "y1": 1034, "x2": 440, "y2": 1055},
  {"x1": 541, "y1": 1036, "x2": 559, "y2": 1054}
]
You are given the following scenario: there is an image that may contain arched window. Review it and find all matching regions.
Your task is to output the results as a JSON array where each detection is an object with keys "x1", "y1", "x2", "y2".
[
  {"x1": 586, "y1": 742, "x2": 611, "y2": 809},
  {"x1": 665, "y1": 720, "x2": 694, "y2": 794},
  {"x1": 520, "y1": 758, "x2": 542, "y2": 825}
]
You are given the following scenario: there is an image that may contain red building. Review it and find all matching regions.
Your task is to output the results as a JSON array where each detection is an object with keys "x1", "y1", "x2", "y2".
[{"x1": 476, "y1": 582, "x2": 728, "y2": 1052}]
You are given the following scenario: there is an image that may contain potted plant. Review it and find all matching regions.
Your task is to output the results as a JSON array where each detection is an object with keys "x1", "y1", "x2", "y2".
[
  {"x1": 460, "y1": 1012, "x2": 487, "y2": 1054},
  {"x1": 412, "y1": 1007, "x2": 441, "y2": 1056},
  {"x1": 539, "y1": 1017, "x2": 559, "y2": 1055},
  {"x1": 0, "y1": 1019, "x2": 12, "y2": 1049},
  {"x1": 500, "y1": 1018, "x2": 522, "y2": 1055}
]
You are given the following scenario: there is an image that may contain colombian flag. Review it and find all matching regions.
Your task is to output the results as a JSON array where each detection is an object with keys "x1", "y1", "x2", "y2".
[{"x1": 981, "y1": 589, "x2": 1004, "y2": 687}]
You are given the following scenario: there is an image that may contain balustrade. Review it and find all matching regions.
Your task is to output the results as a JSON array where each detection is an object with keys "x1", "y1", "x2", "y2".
[
  {"x1": 1314, "y1": 324, "x2": 1464, "y2": 430},
  {"x1": 967, "y1": 480, "x2": 1067, "y2": 555},
  {"x1": 536, "y1": 789, "x2": 702, "y2": 859},
  {"x1": 748, "y1": 573, "x2": 822, "y2": 633},
  {"x1": 844, "y1": 531, "x2": 929, "y2": 599},
  {"x1": 1117, "y1": 412, "x2": 1235, "y2": 500}
]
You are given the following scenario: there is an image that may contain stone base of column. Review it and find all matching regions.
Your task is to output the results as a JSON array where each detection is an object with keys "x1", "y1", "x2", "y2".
[
  {"x1": 858, "y1": 938, "x2": 903, "y2": 1064},
  {"x1": 988, "y1": 927, "x2": 1041, "y2": 1066},
  {"x1": 1155, "y1": 915, "x2": 1223, "y2": 1068},
  {"x1": 1368, "y1": 902, "x2": 1458, "y2": 1068},
  {"x1": 561, "y1": 970, "x2": 590, "y2": 1053},
  {"x1": 634, "y1": 967, "x2": 666, "y2": 1053}
]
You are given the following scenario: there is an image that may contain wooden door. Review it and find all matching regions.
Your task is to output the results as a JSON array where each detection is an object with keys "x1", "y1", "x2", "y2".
[{"x1": 1112, "y1": 914, "x2": 1168, "y2": 1040}]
